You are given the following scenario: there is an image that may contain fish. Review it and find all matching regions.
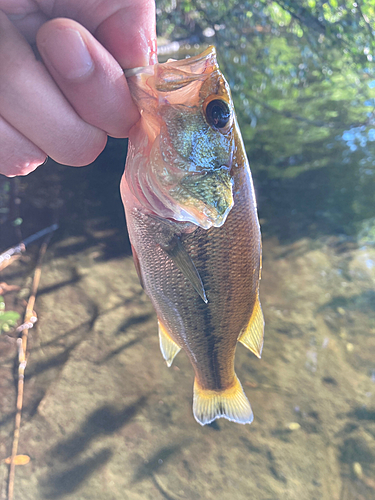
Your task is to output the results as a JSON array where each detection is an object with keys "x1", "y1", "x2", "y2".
[{"x1": 121, "y1": 46, "x2": 264, "y2": 425}]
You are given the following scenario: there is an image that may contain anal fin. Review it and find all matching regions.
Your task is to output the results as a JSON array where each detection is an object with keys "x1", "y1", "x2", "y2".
[
  {"x1": 160, "y1": 236, "x2": 207, "y2": 303},
  {"x1": 158, "y1": 320, "x2": 181, "y2": 367},
  {"x1": 193, "y1": 375, "x2": 253, "y2": 426},
  {"x1": 238, "y1": 294, "x2": 264, "y2": 358}
]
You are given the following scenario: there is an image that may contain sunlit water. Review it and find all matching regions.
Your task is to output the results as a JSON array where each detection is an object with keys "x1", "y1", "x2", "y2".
[{"x1": 1, "y1": 19, "x2": 375, "y2": 500}]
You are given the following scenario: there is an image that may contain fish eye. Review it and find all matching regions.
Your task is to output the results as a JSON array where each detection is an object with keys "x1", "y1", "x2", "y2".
[{"x1": 205, "y1": 99, "x2": 231, "y2": 131}]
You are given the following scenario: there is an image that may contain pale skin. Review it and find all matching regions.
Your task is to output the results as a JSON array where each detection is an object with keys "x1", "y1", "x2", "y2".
[{"x1": 0, "y1": 0, "x2": 157, "y2": 177}]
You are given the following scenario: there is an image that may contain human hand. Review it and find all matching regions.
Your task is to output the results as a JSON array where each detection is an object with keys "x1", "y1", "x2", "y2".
[{"x1": 0, "y1": 0, "x2": 156, "y2": 177}]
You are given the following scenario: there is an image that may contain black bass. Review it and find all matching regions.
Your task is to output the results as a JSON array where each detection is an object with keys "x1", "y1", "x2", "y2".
[{"x1": 121, "y1": 46, "x2": 264, "y2": 425}]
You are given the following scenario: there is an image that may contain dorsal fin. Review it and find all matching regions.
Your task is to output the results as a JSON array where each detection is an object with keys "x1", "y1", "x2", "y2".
[
  {"x1": 160, "y1": 236, "x2": 208, "y2": 303},
  {"x1": 238, "y1": 294, "x2": 264, "y2": 358}
]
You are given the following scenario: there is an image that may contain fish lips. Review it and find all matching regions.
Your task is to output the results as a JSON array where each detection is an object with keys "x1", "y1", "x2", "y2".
[{"x1": 171, "y1": 167, "x2": 234, "y2": 229}]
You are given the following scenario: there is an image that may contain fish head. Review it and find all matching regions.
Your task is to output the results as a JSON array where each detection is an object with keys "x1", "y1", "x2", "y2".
[{"x1": 125, "y1": 46, "x2": 237, "y2": 229}]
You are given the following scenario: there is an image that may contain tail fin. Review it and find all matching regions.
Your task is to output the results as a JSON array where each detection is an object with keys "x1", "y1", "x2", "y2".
[{"x1": 193, "y1": 375, "x2": 253, "y2": 426}]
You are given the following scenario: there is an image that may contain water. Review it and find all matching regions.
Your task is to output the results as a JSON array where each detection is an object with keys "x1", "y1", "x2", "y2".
[{"x1": 1, "y1": 3, "x2": 375, "y2": 499}]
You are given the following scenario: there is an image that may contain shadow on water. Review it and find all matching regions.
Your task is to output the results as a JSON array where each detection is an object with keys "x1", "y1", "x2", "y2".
[
  {"x1": 94, "y1": 312, "x2": 154, "y2": 363},
  {"x1": 207, "y1": 420, "x2": 221, "y2": 431},
  {"x1": 115, "y1": 313, "x2": 154, "y2": 336},
  {"x1": 27, "y1": 301, "x2": 99, "y2": 375},
  {"x1": 41, "y1": 398, "x2": 148, "y2": 498},
  {"x1": 339, "y1": 437, "x2": 375, "y2": 465},
  {"x1": 266, "y1": 450, "x2": 287, "y2": 484},
  {"x1": 50, "y1": 397, "x2": 148, "y2": 462},
  {"x1": 37, "y1": 267, "x2": 81, "y2": 296},
  {"x1": 132, "y1": 443, "x2": 187, "y2": 484},
  {"x1": 319, "y1": 291, "x2": 375, "y2": 315},
  {"x1": 348, "y1": 408, "x2": 375, "y2": 422},
  {"x1": 37, "y1": 312, "x2": 100, "y2": 351},
  {"x1": 41, "y1": 448, "x2": 113, "y2": 499},
  {"x1": 0, "y1": 304, "x2": 100, "y2": 428},
  {"x1": 26, "y1": 338, "x2": 87, "y2": 381},
  {"x1": 96, "y1": 337, "x2": 145, "y2": 365}
]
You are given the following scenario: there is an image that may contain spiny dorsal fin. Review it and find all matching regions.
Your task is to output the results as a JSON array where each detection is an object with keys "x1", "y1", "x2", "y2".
[
  {"x1": 158, "y1": 320, "x2": 181, "y2": 367},
  {"x1": 193, "y1": 375, "x2": 253, "y2": 426},
  {"x1": 160, "y1": 236, "x2": 208, "y2": 303},
  {"x1": 238, "y1": 294, "x2": 264, "y2": 358}
]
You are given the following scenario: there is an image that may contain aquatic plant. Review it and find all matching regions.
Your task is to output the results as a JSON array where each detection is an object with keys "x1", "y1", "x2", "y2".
[{"x1": 0, "y1": 295, "x2": 20, "y2": 334}]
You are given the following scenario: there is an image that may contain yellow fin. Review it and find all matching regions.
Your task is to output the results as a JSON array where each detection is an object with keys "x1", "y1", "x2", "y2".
[
  {"x1": 193, "y1": 375, "x2": 253, "y2": 426},
  {"x1": 238, "y1": 295, "x2": 264, "y2": 358},
  {"x1": 158, "y1": 320, "x2": 181, "y2": 367}
]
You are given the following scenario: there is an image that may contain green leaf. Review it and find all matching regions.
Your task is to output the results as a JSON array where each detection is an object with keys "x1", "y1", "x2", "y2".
[{"x1": 0, "y1": 308, "x2": 20, "y2": 333}]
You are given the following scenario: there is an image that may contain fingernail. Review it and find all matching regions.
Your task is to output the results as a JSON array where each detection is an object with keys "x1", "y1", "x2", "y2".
[
  {"x1": 148, "y1": 37, "x2": 158, "y2": 65},
  {"x1": 137, "y1": 28, "x2": 158, "y2": 66},
  {"x1": 38, "y1": 156, "x2": 49, "y2": 167},
  {"x1": 40, "y1": 28, "x2": 93, "y2": 80}
]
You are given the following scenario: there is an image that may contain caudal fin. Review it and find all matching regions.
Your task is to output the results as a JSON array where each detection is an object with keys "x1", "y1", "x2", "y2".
[{"x1": 193, "y1": 375, "x2": 253, "y2": 426}]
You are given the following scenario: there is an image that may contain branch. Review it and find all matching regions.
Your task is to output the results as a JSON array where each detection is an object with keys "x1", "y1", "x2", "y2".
[
  {"x1": 357, "y1": 0, "x2": 374, "y2": 41},
  {"x1": 0, "y1": 224, "x2": 58, "y2": 271},
  {"x1": 7, "y1": 236, "x2": 51, "y2": 500}
]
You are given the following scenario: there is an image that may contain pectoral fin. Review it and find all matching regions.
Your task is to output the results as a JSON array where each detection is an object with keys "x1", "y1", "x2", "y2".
[
  {"x1": 131, "y1": 244, "x2": 145, "y2": 290},
  {"x1": 238, "y1": 295, "x2": 264, "y2": 358},
  {"x1": 160, "y1": 236, "x2": 208, "y2": 304},
  {"x1": 158, "y1": 320, "x2": 181, "y2": 367},
  {"x1": 193, "y1": 375, "x2": 253, "y2": 426}
]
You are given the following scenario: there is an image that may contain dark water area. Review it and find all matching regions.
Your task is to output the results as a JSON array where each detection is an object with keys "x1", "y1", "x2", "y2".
[{"x1": 1, "y1": 2, "x2": 375, "y2": 499}]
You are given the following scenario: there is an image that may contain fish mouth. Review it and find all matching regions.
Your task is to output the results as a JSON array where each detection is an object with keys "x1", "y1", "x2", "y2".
[{"x1": 169, "y1": 168, "x2": 234, "y2": 229}]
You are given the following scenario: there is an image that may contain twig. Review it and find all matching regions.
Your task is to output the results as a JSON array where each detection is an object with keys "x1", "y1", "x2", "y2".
[
  {"x1": 7, "y1": 236, "x2": 51, "y2": 500},
  {"x1": 356, "y1": 0, "x2": 374, "y2": 41},
  {"x1": 0, "y1": 255, "x2": 22, "y2": 273},
  {"x1": 0, "y1": 223, "x2": 58, "y2": 271}
]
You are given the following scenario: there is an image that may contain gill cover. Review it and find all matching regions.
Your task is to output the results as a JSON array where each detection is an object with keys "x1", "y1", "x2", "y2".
[{"x1": 124, "y1": 46, "x2": 237, "y2": 229}]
